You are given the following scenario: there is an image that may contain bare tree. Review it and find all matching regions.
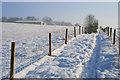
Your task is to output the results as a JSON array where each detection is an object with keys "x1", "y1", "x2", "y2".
[
  {"x1": 84, "y1": 14, "x2": 98, "y2": 34},
  {"x1": 42, "y1": 16, "x2": 53, "y2": 25},
  {"x1": 74, "y1": 23, "x2": 80, "y2": 26}
]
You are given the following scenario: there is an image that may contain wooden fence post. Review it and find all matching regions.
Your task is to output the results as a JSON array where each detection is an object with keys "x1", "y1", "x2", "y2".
[
  {"x1": 107, "y1": 27, "x2": 109, "y2": 36},
  {"x1": 65, "y1": 28, "x2": 68, "y2": 44},
  {"x1": 101, "y1": 27, "x2": 104, "y2": 32},
  {"x1": 82, "y1": 27, "x2": 83, "y2": 34},
  {"x1": 119, "y1": 32, "x2": 120, "y2": 55},
  {"x1": 113, "y1": 29, "x2": 116, "y2": 44},
  {"x1": 100, "y1": 26, "x2": 102, "y2": 31},
  {"x1": 105, "y1": 27, "x2": 109, "y2": 36},
  {"x1": 110, "y1": 28, "x2": 112, "y2": 38},
  {"x1": 79, "y1": 26, "x2": 81, "y2": 35},
  {"x1": 49, "y1": 33, "x2": 52, "y2": 56},
  {"x1": 119, "y1": 43, "x2": 120, "y2": 55},
  {"x1": 74, "y1": 27, "x2": 76, "y2": 37},
  {"x1": 119, "y1": 31, "x2": 120, "y2": 55},
  {"x1": 105, "y1": 27, "x2": 106, "y2": 34},
  {"x1": 10, "y1": 42, "x2": 16, "y2": 80},
  {"x1": 103, "y1": 28, "x2": 105, "y2": 32}
]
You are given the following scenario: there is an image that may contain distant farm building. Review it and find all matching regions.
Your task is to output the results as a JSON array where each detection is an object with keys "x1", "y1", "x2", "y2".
[{"x1": 15, "y1": 21, "x2": 47, "y2": 25}]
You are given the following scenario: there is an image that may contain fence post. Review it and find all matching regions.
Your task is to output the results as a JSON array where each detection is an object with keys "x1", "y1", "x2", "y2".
[
  {"x1": 100, "y1": 26, "x2": 102, "y2": 31},
  {"x1": 105, "y1": 27, "x2": 109, "y2": 36},
  {"x1": 110, "y1": 28, "x2": 112, "y2": 38},
  {"x1": 10, "y1": 42, "x2": 16, "y2": 80},
  {"x1": 113, "y1": 29, "x2": 116, "y2": 44},
  {"x1": 103, "y1": 28, "x2": 105, "y2": 32},
  {"x1": 119, "y1": 32, "x2": 120, "y2": 55},
  {"x1": 82, "y1": 27, "x2": 84, "y2": 34},
  {"x1": 79, "y1": 26, "x2": 81, "y2": 35},
  {"x1": 119, "y1": 31, "x2": 120, "y2": 55},
  {"x1": 107, "y1": 27, "x2": 109, "y2": 36},
  {"x1": 119, "y1": 43, "x2": 120, "y2": 55},
  {"x1": 49, "y1": 33, "x2": 52, "y2": 56},
  {"x1": 101, "y1": 27, "x2": 104, "y2": 32},
  {"x1": 74, "y1": 27, "x2": 76, "y2": 37},
  {"x1": 105, "y1": 27, "x2": 107, "y2": 35},
  {"x1": 65, "y1": 28, "x2": 68, "y2": 44}
]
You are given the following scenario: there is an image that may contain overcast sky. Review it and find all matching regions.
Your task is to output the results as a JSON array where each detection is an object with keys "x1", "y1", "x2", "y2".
[{"x1": 2, "y1": 2, "x2": 118, "y2": 28}]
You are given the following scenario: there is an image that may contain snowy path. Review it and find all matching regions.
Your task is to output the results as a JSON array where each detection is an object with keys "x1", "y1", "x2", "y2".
[
  {"x1": 15, "y1": 30, "x2": 119, "y2": 78},
  {"x1": 81, "y1": 31, "x2": 118, "y2": 78}
]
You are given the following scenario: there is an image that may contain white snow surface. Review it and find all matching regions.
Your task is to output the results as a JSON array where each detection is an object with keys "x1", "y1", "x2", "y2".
[
  {"x1": 2, "y1": 22, "x2": 73, "y2": 41},
  {"x1": 15, "y1": 30, "x2": 118, "y2": 78},
  {"x1": 1, "y1": 23, "x2": 119, "y2": 78},
  {"x1": 1, "y1": 22, "x2": 75, "y2": 78}
]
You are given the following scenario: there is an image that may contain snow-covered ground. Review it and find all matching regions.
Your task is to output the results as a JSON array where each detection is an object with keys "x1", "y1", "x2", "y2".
[
  {"x1": 1, "y1": 23, "x2": 76, "y2": 78},
  {"x1": 115, "y1": 29, "x2": 119, "y2": 53},
  {"x1": 1, "y1": 23, "x2": 119, "y2": 79},
  {"x1": 15, "y1": 30, "x2": 119, "y2": 78}
]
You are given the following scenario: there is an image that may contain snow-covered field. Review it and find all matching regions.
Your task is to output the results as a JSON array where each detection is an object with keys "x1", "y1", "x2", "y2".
[
  {"x1": 1, "y1": 23, "x2": 75, "y2": 78},
  {"x1": 1, "y1": 23, "x2": 119, "y2": 79}
]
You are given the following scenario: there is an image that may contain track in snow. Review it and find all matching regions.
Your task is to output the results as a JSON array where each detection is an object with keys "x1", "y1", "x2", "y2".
[{"x1": 81, "y1": 30, "x2": 118, "y2": 78}]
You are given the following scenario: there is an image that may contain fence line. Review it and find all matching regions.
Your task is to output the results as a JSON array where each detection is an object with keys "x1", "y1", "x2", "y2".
[{"x1": 100, "y1": 26, "x2": 119, "y2": 55}]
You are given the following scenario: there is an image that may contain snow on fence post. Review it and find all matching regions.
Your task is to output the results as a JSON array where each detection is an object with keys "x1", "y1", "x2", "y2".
[
  {"x1": 65, "y1": 28, "x2": 68, "y2": 44},
  {"x1": 105, "y1": 27, "x2": 107, "y2": 35},
  {"x1": 49, "y1": 33, "x2": 52, "y2": 56},
  {"x1": 10, "y1": 42, "x2": 16, "y2": 80},
  {"x1": 79, "y1": 25, "x2": 81, "y2": 35},
  {"x1": 113, "y1": 29, "x2": 116, "y2": 44},
  {"x1": 74, "y1": 27, "x2": 76, "y2": 37},
  {"x1": 110, "y1": 28, "x2": 112, "y2": 38}
]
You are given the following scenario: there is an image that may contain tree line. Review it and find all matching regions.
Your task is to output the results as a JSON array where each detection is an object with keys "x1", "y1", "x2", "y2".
[
  {"x1": 1, "y1": 14, "x2": 99, "y2": 33},
  {"x1": 0, "y1": 16, "x2": 73, "y2": 26}
]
